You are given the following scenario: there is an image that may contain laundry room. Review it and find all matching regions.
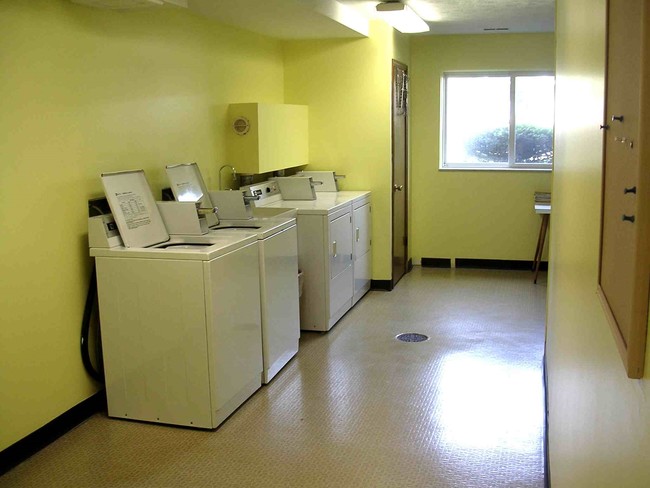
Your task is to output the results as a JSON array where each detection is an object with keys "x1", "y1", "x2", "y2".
[
  {"x1": 2, "y1": 1, "x2": 650, "y2": 487},
  {"x1": 1, "y1": 0, "x2": 404, "y2": 459}
]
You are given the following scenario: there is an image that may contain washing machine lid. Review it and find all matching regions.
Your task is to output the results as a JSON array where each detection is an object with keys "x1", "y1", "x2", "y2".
[
  {"x1": 165, "y1": 162, "x2": 209, "y2": 204},
  {"x1": 101, "y1": 170, "x2": 170, "y2": 248},
  {"x1": 165, "y1": 162, "x2": 218, "y2": 227},
  {"x1": 212, "y1": 216, "x2": 296, "y2": 239},
  {"x1": 295, "y1": 171, "x2": 339, "y2": 192}
]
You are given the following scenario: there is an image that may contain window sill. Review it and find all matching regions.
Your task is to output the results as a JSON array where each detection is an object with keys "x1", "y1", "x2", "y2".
[{"x1": 439, "y1": 166, "x2": 553, "y2": 173}]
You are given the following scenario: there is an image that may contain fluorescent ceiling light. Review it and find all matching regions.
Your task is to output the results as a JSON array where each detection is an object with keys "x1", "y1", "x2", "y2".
[{"x1": 376, "y1": 2, "x2": 430, "y2": 34}]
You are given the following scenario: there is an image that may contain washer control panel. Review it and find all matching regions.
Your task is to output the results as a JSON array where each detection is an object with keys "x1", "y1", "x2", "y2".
[{"x1": 241, "y1": 180, "x2": 281, "y2": 202}]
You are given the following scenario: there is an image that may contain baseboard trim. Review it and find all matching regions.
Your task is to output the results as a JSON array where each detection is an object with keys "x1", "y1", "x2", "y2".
[
  {"x1": 0, "y1": 390, "x2": 106, "y2": 475},
  {"x1": 371, "y1": 279, "x2": 393, "y2": 291},
  {"x1": 456, "y1": 258, "x2": 548, "y2": 271},
  {"x1": 421, "y1": 258, "x2": 452, "y2": 268}
]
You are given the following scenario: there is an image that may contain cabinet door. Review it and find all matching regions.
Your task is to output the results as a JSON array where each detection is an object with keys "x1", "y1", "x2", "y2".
[
  {"x1": 353, "y1": 203, "x2": 371, "y2": 258},
  {"x1": 329, "y1": 212, "x2": 353, "y2": 279}
]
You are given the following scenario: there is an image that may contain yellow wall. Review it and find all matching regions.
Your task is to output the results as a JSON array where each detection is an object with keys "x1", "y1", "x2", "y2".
[
  {"x1": 282, "y1": 21, "x2": 410, "y2": 280},
  {"x1": 393, "y1": 29, "x2": 411, "y2": 70},
  {"x1": 547, "y1": 0, "x2": 650, "y2": 486},
  {"x1": 0, "y1": 0, "x2": 284, "y2": 451},
  {"x1": 409, "y1": 34, "x2": 554, "y2": 262}
]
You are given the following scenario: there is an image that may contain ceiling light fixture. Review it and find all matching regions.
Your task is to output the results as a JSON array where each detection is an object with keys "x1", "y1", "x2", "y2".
[{"x1": 375, "y1": 2, "x2": 430, "y2": 34}]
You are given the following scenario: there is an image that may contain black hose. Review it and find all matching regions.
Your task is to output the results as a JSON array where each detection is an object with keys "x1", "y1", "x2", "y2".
[{"x1": 81, "y1": 264, "x2": 104, "y2": 383}]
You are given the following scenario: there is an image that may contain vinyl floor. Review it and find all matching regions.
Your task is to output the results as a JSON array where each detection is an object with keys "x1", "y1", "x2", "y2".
[{"x1": 1, "y1": 267, "x2": 547, "y2": 488}]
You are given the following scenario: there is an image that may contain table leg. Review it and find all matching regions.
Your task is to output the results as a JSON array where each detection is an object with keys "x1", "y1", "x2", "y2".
[
  {"x1": 532, "y1": 216, "x2": 546, "y2": 271},
  {"x1": 534, "y1": 214, "x2": 549, "y2": 284}
]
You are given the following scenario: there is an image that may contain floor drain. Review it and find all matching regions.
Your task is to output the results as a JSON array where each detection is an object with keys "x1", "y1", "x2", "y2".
[{"x1": 395, "y1": 333, "x2": 429, "y2": 343}]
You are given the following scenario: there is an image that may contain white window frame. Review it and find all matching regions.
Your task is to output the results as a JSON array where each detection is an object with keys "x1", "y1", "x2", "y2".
[{"x1": 440, "y1": 71, "x2": 555, "y2": 171}]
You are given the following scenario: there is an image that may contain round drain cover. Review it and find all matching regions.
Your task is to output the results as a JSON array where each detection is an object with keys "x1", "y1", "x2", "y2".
[{"x1": 396, "y1": 333, "x2": 429, "y2": 343}]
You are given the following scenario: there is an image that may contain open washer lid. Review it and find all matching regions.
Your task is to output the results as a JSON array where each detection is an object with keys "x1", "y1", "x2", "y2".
[
  {"x1": 101, "y1": 170, "x2": 170, "y2": 248},
  {"x1": 165, "y1": 162, "x2": 209, "y2": 203},
  {"x1": 165, "y1": 162, "x2": 218, "y2": 227}
]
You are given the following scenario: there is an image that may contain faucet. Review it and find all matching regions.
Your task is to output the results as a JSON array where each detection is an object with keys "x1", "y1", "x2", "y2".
[{"x1": 219, "y1": 165, "x2": 237, "y2": 190}]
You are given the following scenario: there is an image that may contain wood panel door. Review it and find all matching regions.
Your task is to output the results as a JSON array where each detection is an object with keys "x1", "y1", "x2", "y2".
[{"x1": 392, "y1": 60, "x2": 409, "y2": 288}]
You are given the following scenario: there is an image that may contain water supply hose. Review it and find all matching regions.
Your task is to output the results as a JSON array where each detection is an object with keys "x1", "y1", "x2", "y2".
[{"x1": 80, "y1": 264, "x2": 104, "y2": 383}]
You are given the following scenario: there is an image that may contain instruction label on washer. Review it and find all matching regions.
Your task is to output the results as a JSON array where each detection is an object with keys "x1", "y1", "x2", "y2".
[{"x1": 116, "y1": 191, "x2": 151, "y2": 230}]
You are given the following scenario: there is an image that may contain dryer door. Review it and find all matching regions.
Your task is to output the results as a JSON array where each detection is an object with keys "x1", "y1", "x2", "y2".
[{"x1": 329, "y1": 211, "x2": 353, "y2": 279}]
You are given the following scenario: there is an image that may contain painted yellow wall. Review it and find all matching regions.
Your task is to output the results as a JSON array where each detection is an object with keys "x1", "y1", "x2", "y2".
[
  {"x1": 393, "y1": 29, "x2": 411, "y2": 70},
  {"x1": 547, "y1": 0, "x2": 650, "y2": 485},
  {"x1": 409, "y1": 34, "x2": 555, "y2": 262},
  {"x1": 282, "y1": 21, "x2": 410, "y2": 280},
  {"x1": 0, "y1": 0, "x2": 284, "y2": 451}
]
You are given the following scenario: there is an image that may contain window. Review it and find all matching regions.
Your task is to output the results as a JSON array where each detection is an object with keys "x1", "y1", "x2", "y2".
[{"x1": 441, "y1": 72, "x2": 555, "y2": 170}]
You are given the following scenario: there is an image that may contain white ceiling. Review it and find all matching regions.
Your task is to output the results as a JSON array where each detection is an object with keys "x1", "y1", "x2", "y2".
[
  {"x1": 186, "y1": 0, "x2": 369, "y2": 39},
  {"x1": 183, "y1": 0, "x2": 555, "y2": 39}
]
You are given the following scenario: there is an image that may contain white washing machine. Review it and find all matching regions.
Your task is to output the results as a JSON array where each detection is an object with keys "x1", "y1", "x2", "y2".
[
  {"x1": 90, "y1": 170, "x2": 263, "y2": 429},
  {"x1": 210, "y1": 218, "x2": 300, "y2": 384},
  {"x1": 242, "y1": 180, "x2": 372, "y2": 332},
  {"x1": 165, "y1": 163, "x2": 300, "y2": 384}
]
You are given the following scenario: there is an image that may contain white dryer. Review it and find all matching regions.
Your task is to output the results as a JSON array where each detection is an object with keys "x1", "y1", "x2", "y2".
[
  {"x1": 165, "y1": 164, "x2": 300, "y2": 384},
  {"x1": 90, "y1": 170, "x2": 263, "y2": 429},
  {"x1": 243, "y1": 180, "x2": 372, "y2": 332}
]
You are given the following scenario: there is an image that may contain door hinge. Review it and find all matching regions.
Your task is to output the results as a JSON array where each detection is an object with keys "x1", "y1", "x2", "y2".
[{"x1": 403, "y1": 236, "x2": 408, "y2": 246}]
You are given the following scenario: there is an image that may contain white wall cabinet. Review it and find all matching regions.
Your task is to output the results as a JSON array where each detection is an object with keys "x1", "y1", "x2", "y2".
[{"x1": 226, "y1": 103, "x2": 309, "y2": 174}]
